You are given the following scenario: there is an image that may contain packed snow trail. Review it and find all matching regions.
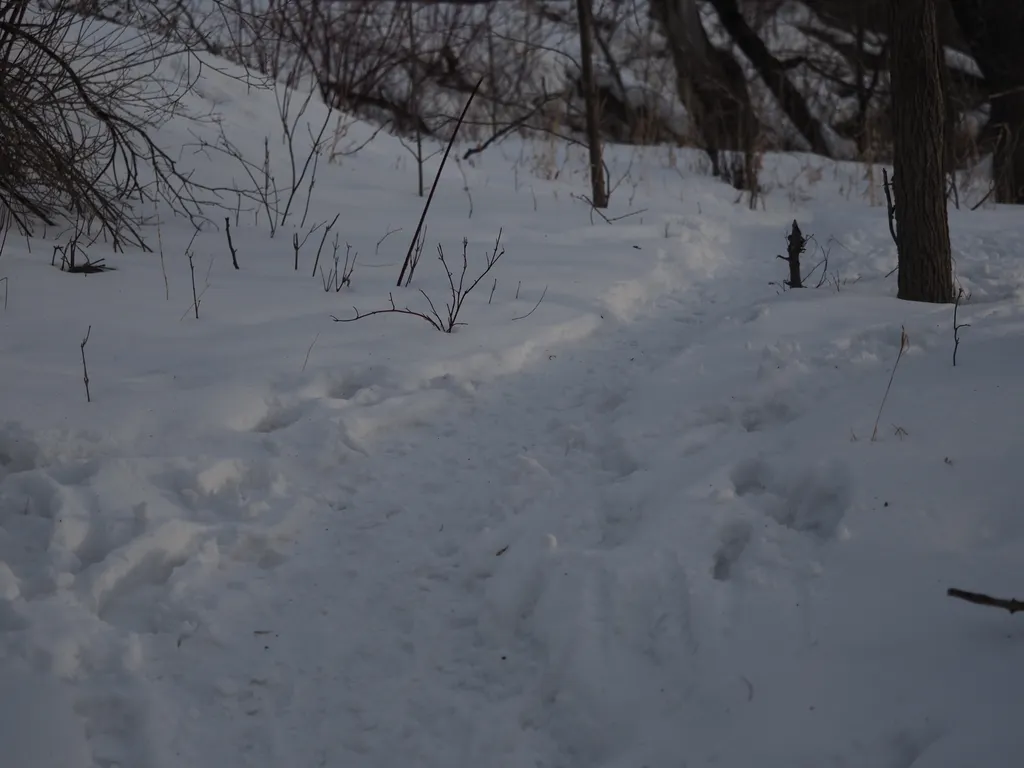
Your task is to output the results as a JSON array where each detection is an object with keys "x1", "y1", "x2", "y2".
[{"x1": 131, "y1": 227, "x2": 745, "y2": 768}]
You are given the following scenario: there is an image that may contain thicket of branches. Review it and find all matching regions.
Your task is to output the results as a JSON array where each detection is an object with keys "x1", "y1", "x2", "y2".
[
  {"x1": 5, "y1": 0, "x2": 1021, "y2": 249},
  {"x1": 0, "y1": 0, "x2": 237, "y2": 248},
  {"x1": 104, "y1": 0, "x2": 1013, "y2": 201}
]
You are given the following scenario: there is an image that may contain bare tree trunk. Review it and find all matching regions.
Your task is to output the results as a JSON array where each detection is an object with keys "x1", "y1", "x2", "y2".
[
  {"x1": 576, "y1": 0, "x2": 608, "y2": 208},
  {"x1": 989, "y1": 94, "x2": 1024, "y2": 203},
  {"x1": 949, "y1": 0, "x2": 1024, "y2": 204},
  {"x1": 707, "y1": 0, "x2": 832, "y2": 156},
  {"x1": 889, "y1": 0, "x2": 953, "y2": 303},
  {"x1": 650, "y1": 0, "x2": 759, "y2": 181},
  {"x1": 937, "y1": 52, "x2": 960, "y2": 204}
]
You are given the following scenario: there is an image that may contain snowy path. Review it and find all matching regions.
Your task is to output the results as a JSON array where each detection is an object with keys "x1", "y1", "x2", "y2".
[{"x1": 151, "y1": 261, "x2": 737, "y2": 768}]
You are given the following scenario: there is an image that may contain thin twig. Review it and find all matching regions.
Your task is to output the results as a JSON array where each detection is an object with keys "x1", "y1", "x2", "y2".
[
  {"x1": 871, "y1": 327, "x2": 909, "y2": 441},
  {"x1": 335, "y1": 229, "x2": 504, "y2": 333},
  {"x1": 953, "y1": 288, "x2": 970, "y2": 366},
  {"x1": 607, "y1": 208, "x2": 648, "y2": 223},
  {"x1": 970, "y1": 185, "x2": 995, "y2": 211},
  {"x1": 573, "y1": 193, "x2": 647, "y2": 225},
  {"x1": 398, "y1": 78, "x2": 483, "y2": 287},
  {"x1": 340, "y1": 243, "x2": 357, "y2": 289},
  {"x1": 310, "y1": 214, "x2": 341, "y2": 277},
  {"x1": 224, "y1": 216, "x2": 239, "y2": 269},
  {"x1": 187, "y1": 251, "x2": 199, "y2": 320},
  {"x1": 376, "y1": 226, "x2": 402, "y2": 255},
  {"x1": 512, "y1": 285, "x2": 547, "y2": 321},
  {"x1": 882, "y1": 168, "x2": 897, "y2": 246},
  {"x1": 404, "y1": 225, "x2": 427, "y2": 288},
  {"x1": 331, "y1": 292, "x2": 444, "y2": 332},
  {"x1": 454, "y1": 157, "x2": 474, "y2": 219},
  {"x1": 461, "y1": 85, "x2": 564, "y2": 161},
  {"x1": 157, "y1": 217, "x2": 169, "y2": 300},
  {"x1": 302, "y1": 331, "x2": 320, "y2": 373},
  {"x1": 80, "y1": 325, "x2": 92, "y2": 403}
]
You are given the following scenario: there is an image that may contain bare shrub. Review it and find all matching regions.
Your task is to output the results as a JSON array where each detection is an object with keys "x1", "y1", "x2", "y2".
[
  {"x1": 185, "y1": 78, "x2": 331, "y2": 239},
  {"x1": 333, "y1": 230, "x2": 504, "y2": 334},
  {"x1": 0, "y1": 0, "x2": 226, "y2": 248},
  {"x1": 58, "y1": 0, "x2": 1006, "y2": 205}
]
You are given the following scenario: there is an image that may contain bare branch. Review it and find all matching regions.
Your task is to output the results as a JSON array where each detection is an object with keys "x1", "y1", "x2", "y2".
[
  {"x1": 80, "y1": 324, "x2": 92, "y2": 403},
  {"x1": 948, "y1": 588, "x2": 1024, "y2": 614},
  {"x1": 224, "y1": 216, "x2": 239, "y2": 269},
  {"x1": 398, "y1": 77, "x2": 482, "y2": 288},
  {"x1": 512, "y1": 285, "x2": 547, "y2": 321}
]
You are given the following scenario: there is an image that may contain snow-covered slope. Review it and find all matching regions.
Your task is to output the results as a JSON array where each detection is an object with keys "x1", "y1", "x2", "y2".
[{"x1": 1, "y1": 38, "x2": 1023, "y2": 768}]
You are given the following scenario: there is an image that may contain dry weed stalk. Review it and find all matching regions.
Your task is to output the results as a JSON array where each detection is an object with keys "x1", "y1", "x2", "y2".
[{"x1": 871, "y1": 327, "x2": 909, "y2": 442}]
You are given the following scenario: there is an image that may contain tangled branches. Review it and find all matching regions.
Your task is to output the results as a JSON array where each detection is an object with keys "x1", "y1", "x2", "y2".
[
  {"x1": 332, "y1": 230, "x2": 505, "y2": 333},
  {"x1": 0, "y1": 0, "x2": 227, "y2": 249}
]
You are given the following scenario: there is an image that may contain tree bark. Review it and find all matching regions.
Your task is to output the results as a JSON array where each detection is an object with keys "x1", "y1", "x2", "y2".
[
  {"x1": 889, "y1": 0, "x2": 953, "y2": 303},
  {"x1": 708, "y1": 0, "x2": 832, "y2": 156},
  {"x1": 575, "y1": 0, "x2": 608, "y2": 208},
  {"x1": 650, "y1": 0, "x2": 758, "y2": 179},
  {"x1": 989, "y1": 94, "x2": 1024, "y2": 203},
  {"x1": 948, "y1": 0, "x2": 1024, "y2": 204}
]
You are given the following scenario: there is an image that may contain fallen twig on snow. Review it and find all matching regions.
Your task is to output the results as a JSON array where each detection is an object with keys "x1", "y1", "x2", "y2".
[{"x1": 947, "y1": 587, "x2": 1024, "y2": 614}]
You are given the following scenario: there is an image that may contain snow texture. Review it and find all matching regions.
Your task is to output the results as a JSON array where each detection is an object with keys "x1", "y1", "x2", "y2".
[{"x1": 1, "y1": 40, "x2": 1023, "y2": 768}]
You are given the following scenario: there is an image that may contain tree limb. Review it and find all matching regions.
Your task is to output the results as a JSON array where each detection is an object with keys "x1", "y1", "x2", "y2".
[{"x1": 948, "y1": 587, "x2": 1024, "y2": 614}]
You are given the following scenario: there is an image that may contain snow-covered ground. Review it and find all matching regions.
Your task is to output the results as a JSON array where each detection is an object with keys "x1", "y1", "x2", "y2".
[{"x1": 2, "y1": 44, "x2": 1024, "y2": 768}]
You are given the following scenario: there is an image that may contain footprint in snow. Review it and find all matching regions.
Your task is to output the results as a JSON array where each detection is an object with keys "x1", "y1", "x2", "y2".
[
  {"x1": 252, "y1": 400, "x2": 306, "y2": 434},
  {"x1": 550, "y1": 421, "x2": 640, "y2": 479},
  {"x1": 79, "y1": 519, "x2": 205, "y2": 634},
  {"x1": 691, "y1": 393, "x2": 800, "y2": 435},
  {"x1": 738, "y1": 395, "x2": 800, "y2": 433},
  {"x1": 711, "y1": 520, "x2": 752, "y2": 581},
  {"x1": 730, "y1": 457, "x2": 852, "y2": 539},
  {"x1": 324, "y1": 365, "x2": 393, "y2": 402},
  {"x1": 0, "y1": 422, "x2": 41, "y2": 480}
]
